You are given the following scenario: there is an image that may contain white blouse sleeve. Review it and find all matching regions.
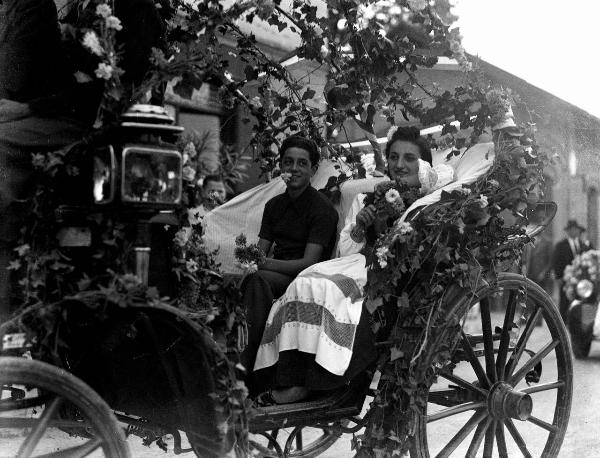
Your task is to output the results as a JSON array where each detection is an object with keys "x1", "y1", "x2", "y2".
[
  {"x1": 336, "y1": 193, "x2": 366, "y2": 257},
  {"x1": 418, "y1": 159, "x2": 456, "y2": 194}
]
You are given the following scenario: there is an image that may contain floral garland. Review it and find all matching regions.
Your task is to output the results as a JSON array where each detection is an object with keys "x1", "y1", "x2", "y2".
[
  {"x1": 234, "y1": 234, "x2": 267, "y2": 273},
  {"x1": 355, "y1": 109, "x2": 549, "y2": 454},
  {"x1": 563, "y1": 250, "x2": 600, "y2": 300}
]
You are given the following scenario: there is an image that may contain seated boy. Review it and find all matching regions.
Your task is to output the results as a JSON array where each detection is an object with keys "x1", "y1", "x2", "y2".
[{"x1": 240, "y1": 135, "x2": 338, "y2": 392}]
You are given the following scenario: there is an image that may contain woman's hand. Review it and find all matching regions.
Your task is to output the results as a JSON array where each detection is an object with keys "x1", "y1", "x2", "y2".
[{"x1": 355, "y1": 204, "x2": 377, "y2": 230}]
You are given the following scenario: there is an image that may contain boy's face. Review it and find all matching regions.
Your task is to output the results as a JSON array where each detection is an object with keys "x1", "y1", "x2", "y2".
[
  {"x1": 280, "y1": 147, "x2": 316, "y2": 192},
  {"x1": 202, "y1": 180, "x2": 227, "y2": 206}
]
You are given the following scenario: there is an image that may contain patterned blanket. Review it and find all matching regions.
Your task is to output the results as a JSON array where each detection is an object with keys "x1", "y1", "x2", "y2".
[{"x1": 254, "y1": 253, "x2": 367, "y2": 376}]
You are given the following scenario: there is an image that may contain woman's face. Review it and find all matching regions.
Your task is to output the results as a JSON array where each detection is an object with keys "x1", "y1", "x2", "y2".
[{"x1": 387, "y1": 140, "x2": 421, "y2": 187}]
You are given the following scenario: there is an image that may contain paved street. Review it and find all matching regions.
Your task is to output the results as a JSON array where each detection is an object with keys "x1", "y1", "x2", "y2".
[{"x1": 2, "y1": 333, "x2": 600, "y2": 457}]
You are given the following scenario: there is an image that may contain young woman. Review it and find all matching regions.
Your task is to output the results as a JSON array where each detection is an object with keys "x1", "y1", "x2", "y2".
[{"x1": 252, "y1": 127, "x2": 455, "y2": 404}]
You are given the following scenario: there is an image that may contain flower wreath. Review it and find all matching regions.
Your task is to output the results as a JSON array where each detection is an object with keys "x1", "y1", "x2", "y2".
[{"x1": 563, "y1": 250, "x2": 600, "y2": 300}]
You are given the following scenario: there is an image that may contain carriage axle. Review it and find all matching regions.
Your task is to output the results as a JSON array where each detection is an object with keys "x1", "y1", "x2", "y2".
[{"x1": 487, "y1": 381, "x2": 533, "y2": 421}]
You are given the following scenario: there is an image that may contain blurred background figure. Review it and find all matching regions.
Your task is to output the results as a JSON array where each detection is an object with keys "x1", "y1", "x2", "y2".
[
  {"x1": 523, "y1": 231, "x2": 554, "y2": 296},
  {"x1": 552, "y1": 219, "x2": 593, "y2": 322},
  {"x1": 201, "y1": 174, "x2": 228, "y2": 211}
]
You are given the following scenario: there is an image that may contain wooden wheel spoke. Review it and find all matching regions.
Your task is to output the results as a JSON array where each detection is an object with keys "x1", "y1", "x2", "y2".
[
  {"x1": 434, "y1": 409, "x2": 488, "y2": 458},
  {"x1": 34, "y1": 437, "x2": 103, "y2": 458},
  {"x1": 440, "y1": 373, "x2": 488, "y2": 397},
  {"x1": 521, "y1": 380, "x2": 564, "y2": 394},
  {"x1": 466, "y1": 416, "x2": 493, "y2": 458},
  {"x1": 17, "y1": 396, "x2": 63, "y2": 458},
  {"x1": 483, "y1": 420, "x2": 496, "y2": 458},
  {"x1": 496, "y1": 290, "x2": 517, "y2": 380},
  {"x1": 505, "y1": 308, "x2": 542, "y2": 378},
  {"x1": 528, "y1": 415, "x2": 559, "y2": 433},
  {"x1": 496, "y1": 422, "x2": 508, "y2": 458},
  {"x1": 505, "y1": 418, "x2": 533, "y2": 458},
  {"x1": 509, "y1": 339, "x2": 559, "y2": 385},
  {"x1": 461, "y1": 330, "x2": 492, "y2": 388},
  {"x1": 427, "y1": 401, "x2": 486, "y2": 423},
  {"x1": 479, "y1": 298, "x2": 498, "y2": 382}
]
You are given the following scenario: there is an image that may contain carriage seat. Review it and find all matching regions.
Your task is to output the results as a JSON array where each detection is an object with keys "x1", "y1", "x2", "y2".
[{"x1": 202, "y1": 143, "x2": 495, "y2": 274}]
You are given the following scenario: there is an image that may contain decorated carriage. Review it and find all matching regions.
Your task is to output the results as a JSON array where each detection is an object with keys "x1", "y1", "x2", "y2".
[{"x1": 0, "y1": 100, "x2": 573, "y2": 458}]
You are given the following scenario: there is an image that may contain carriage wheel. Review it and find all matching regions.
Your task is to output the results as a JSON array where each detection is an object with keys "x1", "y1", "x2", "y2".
[
  {"x1": 412, "y1": 273, "x2": 572, "y2": 458},
  {"x1": 0, "y1": 356, "x2": 130, "y2": 458},
  {"x1": 250, "y1": 420, "x2": 347, "y2": 458}
]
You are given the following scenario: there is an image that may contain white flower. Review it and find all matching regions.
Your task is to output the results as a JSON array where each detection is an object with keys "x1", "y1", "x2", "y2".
[
  {"x1": 183, "y1": 142, "x2": 197, "y2": 159},
  {"x1": 376, "y1": 246, "x2": 390, "y2": 268},
  {"x1": 320, "y1": 44, "x2": 330, "y2": 58},
  {"x1": 94, "y1": 63, "x2": 113, "y2": 80},
  {"x1": 174, "y1": 227, "x2": 192, "y2": 247},
  {"x1": 280, "y1": 172, "x2": 292, "y2": 183},
  {"x1": 105, "y1": 16, "x2": 123, "y2": 31},
  {"x1": 186, "y1": 259, "x2": 199, "y2": 273},
  {"x1": 13, "y1": 244, "x2": 31, "y2": 257},
  {"x1": 249, "y1": 96, "x2": 262, "y2": 109},
  {"x1": 187, "y1": 206, "x2": 206, "y2": 226},
  {"x1": 396, "y1": 222, "x2": 413, "y2": 235},
  {"x1": 407, "y1": 0, "x2": 428, "y2": 11},
  {"x1": 385, "y1": 188, "x2": 401, "y2": 203},
  {"x1": 237, "y1": 261, "x2": 258, "y2": 273},
  {"x1": 478, "y1": 194, "x2": 488, "y2": 208},
  {"x1": 82, "y1": 31, "x2": 104, "y2": 56},
  {"x1": 182, "y1": 165, "x2": 196, "y2": 182},
  {"x1": 95, "y1": 3, "x2": 112, "y2": 18}
]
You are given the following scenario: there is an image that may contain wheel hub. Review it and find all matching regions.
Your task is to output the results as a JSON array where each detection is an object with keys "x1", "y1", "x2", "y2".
[{"x1": 487, "y1": 382, "x2": 532, "y2": 421}]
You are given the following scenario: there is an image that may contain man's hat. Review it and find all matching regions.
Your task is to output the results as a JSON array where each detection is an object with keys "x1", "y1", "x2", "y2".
[{"x1": 565, "y1": 219, "x2": 586, "y2": 232}]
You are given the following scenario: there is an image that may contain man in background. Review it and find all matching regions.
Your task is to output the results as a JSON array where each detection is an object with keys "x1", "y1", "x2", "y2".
[{"x1": 552, "y1": 219, "x2": 593, "y2": 322}]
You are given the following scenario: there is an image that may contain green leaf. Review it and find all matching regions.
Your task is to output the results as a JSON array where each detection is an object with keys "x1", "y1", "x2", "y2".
[{"x1": 302, "y1": 88, "x2": 316, "y2": 100}]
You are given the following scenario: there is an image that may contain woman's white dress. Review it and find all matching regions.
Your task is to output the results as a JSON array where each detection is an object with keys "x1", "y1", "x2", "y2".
[{"x1": 254, "y1": 161, "x2": 455, "y2": 376}]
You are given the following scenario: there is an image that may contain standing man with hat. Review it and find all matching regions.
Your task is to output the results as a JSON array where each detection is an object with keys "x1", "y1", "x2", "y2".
[{"x1": 552, "y1": 219, "x2": 593, "y2": 322}]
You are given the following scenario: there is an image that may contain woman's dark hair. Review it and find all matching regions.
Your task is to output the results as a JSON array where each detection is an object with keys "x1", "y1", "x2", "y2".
[
  {"x1": 280, "y1": 135, "x2": 320, "y2": 166},
  {"x1": 385, "y1": 126, "x2": 432, "y2": 165}
]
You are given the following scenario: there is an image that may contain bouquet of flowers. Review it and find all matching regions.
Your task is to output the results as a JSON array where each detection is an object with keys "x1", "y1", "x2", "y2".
[
  {"x1": 363, "y1": 181, "x2": 422, "y2": 222},
  {"x1": 563, "y1": 250, "x2": 600, "y2": 300},
  {"x1": 234, "y1": 234, "x2": 266, "y2": 273}
]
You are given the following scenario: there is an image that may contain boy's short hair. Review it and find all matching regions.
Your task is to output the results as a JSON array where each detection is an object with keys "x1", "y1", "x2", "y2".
[
  {"x1": 280, "y1": 135, "x2": 320, "y2": 166},
  {"x1": 202, "y1": 174, "x2": 224, "y2": 189}
]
